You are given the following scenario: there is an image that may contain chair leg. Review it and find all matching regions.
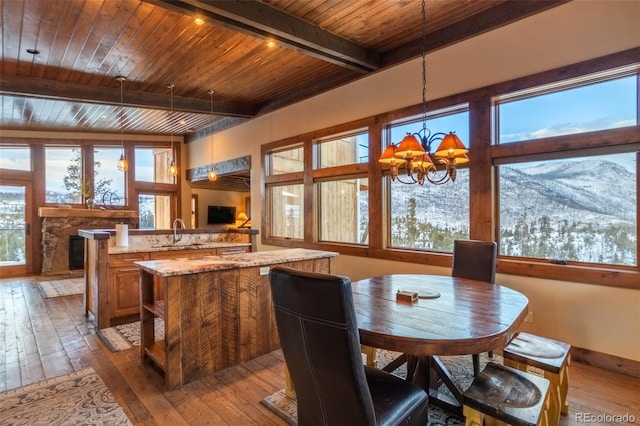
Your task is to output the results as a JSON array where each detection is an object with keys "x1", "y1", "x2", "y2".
[
  {"x1": 463, "y1": 405, "x2": 485, "y2": 426},
  {"x1": 472, "y1": 353, "x2": 480, "y2": 376},
  {"x1": 361, "y1": 345, "x2": 376, "y2": 367}
]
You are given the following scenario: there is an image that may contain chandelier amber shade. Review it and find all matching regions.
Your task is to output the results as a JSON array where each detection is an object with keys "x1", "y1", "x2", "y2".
[
  {"x1": 434, "y1": 132, "x2": 469, "y2": 158},
  {"x1": 395, "y1": 133, "x2": 426, "y2": 159}
]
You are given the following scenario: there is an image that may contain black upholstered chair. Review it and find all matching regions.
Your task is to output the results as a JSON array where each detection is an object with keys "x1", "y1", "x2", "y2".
[
  {"x1": 269, "y1": 266, "x2": 429, "y2": 426},
  {"x1": 451, "y1": 239, "x2": 497, "y2": 376}
]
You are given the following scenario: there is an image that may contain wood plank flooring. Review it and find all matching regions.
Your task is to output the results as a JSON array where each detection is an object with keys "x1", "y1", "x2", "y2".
[{"x1": 1, "y1": 276, "x2": 639, "y2": 425}]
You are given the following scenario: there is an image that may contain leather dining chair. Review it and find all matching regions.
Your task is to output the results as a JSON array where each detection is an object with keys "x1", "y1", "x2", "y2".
[
  {"x1": 269, "y1": 266, "x2": 429, "y2": 426},
  {"x1": 451, "y1": 239, "x2": 497, "y2": 376}
]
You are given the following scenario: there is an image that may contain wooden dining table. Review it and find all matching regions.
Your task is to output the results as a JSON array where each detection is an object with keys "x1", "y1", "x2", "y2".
[{"x1": 351, "y1": 274, "x2": 529, "y2": 413}]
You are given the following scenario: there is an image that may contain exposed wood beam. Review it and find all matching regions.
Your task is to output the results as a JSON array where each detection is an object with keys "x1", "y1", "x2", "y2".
[
  {"x1": 382, "y1": 0, "x2": 570, "y2": 66},
  {"x1": 254, "y1": 0, "x2": 569, "y2": 117},
  {"x1": 145, "y1": 0, "x2": 379, "y2": 73},
  {"x1": 0, "y1": 75, "x2": 256, "y2": 118}
]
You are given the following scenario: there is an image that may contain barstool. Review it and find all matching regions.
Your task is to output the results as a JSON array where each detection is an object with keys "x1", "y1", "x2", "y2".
[
  {"x1": 502, "y1": 332, "x2": 571, "y2": 426},
  {"x1": 463, "y1": 362, "x2": 550, "y2": 426}
]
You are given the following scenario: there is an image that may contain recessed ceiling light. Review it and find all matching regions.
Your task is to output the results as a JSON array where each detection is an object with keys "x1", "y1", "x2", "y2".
[
  {"x1": 26, "y1": 48, "x2": 40, "y2": 55},
  {"x1": 194, "y1": 17, "x2": 204, "y2": 25}
]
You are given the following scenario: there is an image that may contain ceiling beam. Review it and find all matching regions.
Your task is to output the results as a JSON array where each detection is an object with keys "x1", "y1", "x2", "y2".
[
  {"x1": 145, "y1": 0, "x2": 380, "y2": 73},
  {"x1": 382, "y1": 0, "x2": 570, "y2": 66},
  {"x1": 0, "y1": 75, "x2": 256, "y2": 118}
]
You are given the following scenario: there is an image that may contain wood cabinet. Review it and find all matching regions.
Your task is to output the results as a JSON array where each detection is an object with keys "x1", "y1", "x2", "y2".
[{"x1": 108, "y1": 253, "x2": 149, "y2": 319}]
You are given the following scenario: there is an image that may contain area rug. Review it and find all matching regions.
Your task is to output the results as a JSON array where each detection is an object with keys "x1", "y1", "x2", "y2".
[
  {"x1": 98, "y1": 318, "x2": 165, "y2": 352},
  {"x1": 37, "y1": 277, "x2": 84, "y2": 298},
  {"x1": 0, "y1": 367, "x2": 132, "y2": 425},
  {"x1": 261, "y1": 351, "x2": 501, "y2": 425}
]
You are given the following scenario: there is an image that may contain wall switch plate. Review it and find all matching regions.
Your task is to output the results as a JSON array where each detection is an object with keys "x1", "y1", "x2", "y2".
[
  {"x1": 525, "y1": 312, "x2": 534, "y2": 323},
  {"x1": 259, "y1": 266, "x2": 270, "y2": 276}
]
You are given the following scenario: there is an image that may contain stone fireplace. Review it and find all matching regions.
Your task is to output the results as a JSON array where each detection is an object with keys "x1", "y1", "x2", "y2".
[{"x1": 38, "y1": 208, "x2": 138, "y2": 276}]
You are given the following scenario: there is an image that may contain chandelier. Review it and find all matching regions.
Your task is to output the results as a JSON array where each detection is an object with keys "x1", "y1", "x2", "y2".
[{"x1": 378, "y1": 0, "x2": 468, "y2": 185}]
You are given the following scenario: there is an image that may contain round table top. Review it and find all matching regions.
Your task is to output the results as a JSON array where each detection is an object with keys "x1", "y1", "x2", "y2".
[{"x1": 351, "y1": 274, "x2": 529, "y2": 356}]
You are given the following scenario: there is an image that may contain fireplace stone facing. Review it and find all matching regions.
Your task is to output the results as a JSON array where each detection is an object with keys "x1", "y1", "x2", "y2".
[{"x1": 38, "y1": 208, "x2": 138, "y2": 276}]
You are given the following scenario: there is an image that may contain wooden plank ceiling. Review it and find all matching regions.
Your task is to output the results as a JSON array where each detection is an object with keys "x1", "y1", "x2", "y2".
[{"x1": 0, "y1": 0, "x2": 567, "y2": 139}]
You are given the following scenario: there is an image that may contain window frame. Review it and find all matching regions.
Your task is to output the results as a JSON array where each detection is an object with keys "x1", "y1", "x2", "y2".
[{"x1": 259, "y1": 50, "x2": 639, "y2": 289}]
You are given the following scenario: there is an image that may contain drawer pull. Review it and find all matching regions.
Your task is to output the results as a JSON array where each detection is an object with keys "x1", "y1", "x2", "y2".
[{"x1": 118, "y1": 267, "x2": 140, "y2": 272}]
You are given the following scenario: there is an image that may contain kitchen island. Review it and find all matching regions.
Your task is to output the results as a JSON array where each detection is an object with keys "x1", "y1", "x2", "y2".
[
  {"x1": 79, "y1": 228, "x2": 257, "y2": 330},
  {"x1": 135, "y1": 248, "x2": 338, "y2": 389}
]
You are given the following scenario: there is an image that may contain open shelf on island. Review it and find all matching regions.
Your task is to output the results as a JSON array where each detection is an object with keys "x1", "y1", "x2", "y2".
[
  {"x1": 144, "y1": 341, "x2": 166, "y2": 370},
  {"x1": 143, "y1": 300, "x2": 165, "y2": 319}
]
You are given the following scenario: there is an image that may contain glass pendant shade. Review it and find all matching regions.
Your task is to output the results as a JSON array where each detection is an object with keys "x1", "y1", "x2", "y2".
[
  {"x1": 168, "y1": 159, "x2": 178, "y2": 177},
  {"x1": 117, "y1": 153, "x2": 128, "y2": 171},
  {"x1": 208, "y1": 168, "x2": 217, "y2": 181}
]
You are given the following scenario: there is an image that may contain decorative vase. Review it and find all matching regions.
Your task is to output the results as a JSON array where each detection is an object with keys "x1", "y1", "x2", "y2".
[{"x1": 86, "y1": 198, "x2": 95, "y2": 209}]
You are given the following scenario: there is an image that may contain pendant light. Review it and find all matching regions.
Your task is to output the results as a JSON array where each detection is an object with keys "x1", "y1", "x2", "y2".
[
  {"x1": 207, "y1": 89, "x2": 218, "y2": 182},
  {"x1": 116, "y1": 75, "x2": 128, "y2": 171},
  {"x1": 167, "y1": 83, "x2": 178, "y2": 177}
]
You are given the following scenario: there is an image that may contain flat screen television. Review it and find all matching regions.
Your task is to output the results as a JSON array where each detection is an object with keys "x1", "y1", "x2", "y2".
[{"x1": 207, "y1": 205, "x2": 236, "y2": 225}]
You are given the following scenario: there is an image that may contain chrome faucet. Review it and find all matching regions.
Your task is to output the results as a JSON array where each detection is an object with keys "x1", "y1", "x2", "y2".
[{"x1": 172, "y1": 218, "x2": 186, "y2": 244}]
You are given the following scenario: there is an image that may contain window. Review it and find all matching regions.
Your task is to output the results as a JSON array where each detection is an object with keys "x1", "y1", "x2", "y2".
[
  {"x1": 267, "y1": 146, "x2": 304, "y2": 175},
  {"x1": 139, "y1": 193, "x2": 172, "y2": 229},
  {"x1": 0, "y1": 146, "x2": 30, "y2": 171},
  {"x1": 261, "y1": 54, "x2": 639, "y2": 288},
  {"x1": 495, "y1": 69, "x2": 638, "y2": 269},
  {"x1": 498, "y1": 74, "x2": 637, "y2": 143},
  {"x1": 135, "y1": 147, "x2": 175, "y2": 183},
  {"x1": 498, "y1": 153, "x2": 637, "y2": 266},
  {"x1": 315, "y1": 132, "x2": 369, "y2": 168},
  {"x1": 266, "y1": 184, "x2": 304, "y2": 239},
  {"x1": 386, "y1": 109, "x2": 470, "y2": 251},
  {"x1": 317, "y1": 178, "x2": 369, "y2": 244},
  {"x1": 93, "y1": 147, "x2": 126, "y2": 206},
  {"x1": 45, "y1": 146, "x2": 82, "y2": 204}
]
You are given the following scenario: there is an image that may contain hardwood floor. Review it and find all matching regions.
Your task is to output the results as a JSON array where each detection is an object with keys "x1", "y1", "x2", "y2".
[{"x1": 1, "y1": 276, "x2": 638, "y2": 425}]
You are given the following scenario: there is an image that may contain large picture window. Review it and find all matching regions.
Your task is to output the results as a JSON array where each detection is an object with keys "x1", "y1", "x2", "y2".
[
  {"x1": 498, "y1": 152, "x2": 637, "y2": 266},
  {"x1": 45, "y1": 146, "x2": 83, "y2": 204},
  {"x1": 386, "y1": 110, "x2": 470, "y2": 251},
  {"x1": 266, "y1": 184, "x2": 304, "y2": 240}
]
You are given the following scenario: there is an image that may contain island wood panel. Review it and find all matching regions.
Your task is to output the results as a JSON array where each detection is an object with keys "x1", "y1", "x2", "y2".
[{"x1": 141, "y1": 256, "x2": 333, "y2": 389}]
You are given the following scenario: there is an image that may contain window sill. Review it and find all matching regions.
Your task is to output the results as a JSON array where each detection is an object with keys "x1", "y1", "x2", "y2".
[{"x1": 498, "y1": 258, "x2": 639, "y2": 290}]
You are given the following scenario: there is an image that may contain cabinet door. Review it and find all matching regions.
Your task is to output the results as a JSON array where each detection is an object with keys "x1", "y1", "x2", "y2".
[{"x1": 109, "y1": 266, "x2": 142, "y2": 318}]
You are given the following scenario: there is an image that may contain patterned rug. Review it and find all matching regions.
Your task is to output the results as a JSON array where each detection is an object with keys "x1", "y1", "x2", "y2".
[
  {"x1": 37, "y1": 277, "x2": 84, "y2": 298},
  {"x1": 0, "y1": 367, "x2": 132, "y2": 425},
  {"x1": 98, "y1": 318, "x2": 165, "y2": 352},
  {"x1": 261, "y1": 351, "x2": 501, "y2": 425}
]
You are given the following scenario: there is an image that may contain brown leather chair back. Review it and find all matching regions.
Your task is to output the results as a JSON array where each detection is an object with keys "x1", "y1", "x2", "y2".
[
  {"x1": 270, "y1": 266, "x2": 429, "y2": 426},
  {"x1": 270, "y1": 266, "x2": 377, "y2": 425},
  {"x1": 452, "y1": 239, "x2": 497, "y2": 283}
]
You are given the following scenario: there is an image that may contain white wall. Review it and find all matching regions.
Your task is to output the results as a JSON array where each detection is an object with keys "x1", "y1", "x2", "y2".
[{"x1": 186, "y1": 0, "x2": 640, "y2": 361}]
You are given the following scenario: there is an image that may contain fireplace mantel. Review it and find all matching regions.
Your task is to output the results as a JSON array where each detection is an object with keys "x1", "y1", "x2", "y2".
[{"x1": 38, "y1": 207, "x2": 138, "y2": 219}]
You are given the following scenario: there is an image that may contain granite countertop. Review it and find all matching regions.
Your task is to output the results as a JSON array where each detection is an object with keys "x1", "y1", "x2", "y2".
[
  {"x1": 135, "y1": 248, "x2": 339, "y2": 277},
  {"x1": 109, "y1": 241, "x2": 250, "y2": 255}
]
